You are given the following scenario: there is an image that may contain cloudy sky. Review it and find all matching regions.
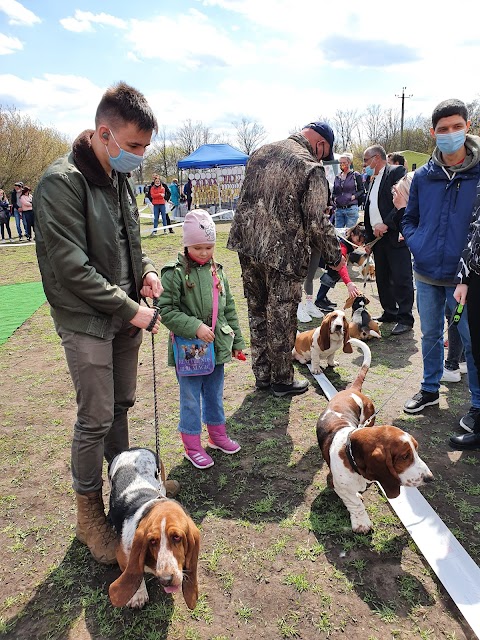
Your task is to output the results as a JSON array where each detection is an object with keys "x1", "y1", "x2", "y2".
[{"x1": 1, "y1": 0, "x2": 480, "y2": 145}]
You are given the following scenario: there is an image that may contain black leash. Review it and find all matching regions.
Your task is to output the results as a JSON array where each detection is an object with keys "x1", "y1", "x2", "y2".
[{"x1": 149, "y1": 297, "x2": 161, "y2": 474}]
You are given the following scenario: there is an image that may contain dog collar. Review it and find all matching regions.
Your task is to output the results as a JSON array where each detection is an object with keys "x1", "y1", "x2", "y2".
[{"x1": 345, "y1": 430, "x2": 360, "y2": 474}]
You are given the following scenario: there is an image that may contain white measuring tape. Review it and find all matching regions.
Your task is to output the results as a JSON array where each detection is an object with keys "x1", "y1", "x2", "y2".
[{"x1": 308, "y1": 363, "x2": 480, "y2": 637}]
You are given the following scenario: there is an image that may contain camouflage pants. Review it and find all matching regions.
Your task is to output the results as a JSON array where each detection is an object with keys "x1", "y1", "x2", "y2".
[{"x1": 239, "y1": 255, "x2": 302, "y2": 385}]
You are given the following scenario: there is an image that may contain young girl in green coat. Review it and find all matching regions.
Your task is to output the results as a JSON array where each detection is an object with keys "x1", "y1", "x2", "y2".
[{"x1": 159, "y1": 209, "x2": 246, "y2": 469}]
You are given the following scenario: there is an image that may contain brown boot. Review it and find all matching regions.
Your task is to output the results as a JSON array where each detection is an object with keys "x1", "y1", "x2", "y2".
[
  {"x1": 75, "y1": 491, "x2": 118, "y2": 565},
  {"x1": 164, "y1": 479, "x2": 181, "y2": 498}
]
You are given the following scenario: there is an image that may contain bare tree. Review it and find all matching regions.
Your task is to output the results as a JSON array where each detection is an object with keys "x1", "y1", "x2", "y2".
[
  {"x1": 332, "y1": 109, "x2": 361, "y2": 151},
  {"x1": 0, "y1": 106, "x2": 70, "y2": 189},
  {"x1": 233, "y1": 117, "x2": 267, "y2": 155},
  {"x1": 362, "y1": 104, "x2": 384, "y2": 145},
  {"x1": 173, "y1": 119, "x2": 220, "y2": 156}
]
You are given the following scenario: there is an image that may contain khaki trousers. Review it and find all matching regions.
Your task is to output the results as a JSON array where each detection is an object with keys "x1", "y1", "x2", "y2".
[{"x1": 56, "y1": 318, "x2": 142, "y2": 494}]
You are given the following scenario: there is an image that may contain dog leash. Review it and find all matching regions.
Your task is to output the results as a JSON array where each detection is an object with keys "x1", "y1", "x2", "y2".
[{"x1": 140, "y1": 296, "x2": 162, "y2": 474}]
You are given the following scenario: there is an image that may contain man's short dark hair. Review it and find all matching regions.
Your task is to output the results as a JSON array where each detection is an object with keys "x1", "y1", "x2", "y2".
[
  {"x1": 432, "y1": 99, "x2": 468, "y2": 130},
  {"x1": 387, "y1": 153, "x2": 405, "y2": 166},
  {"x1": 95, "y1": 81, "x2": 158, "y2": 133}
]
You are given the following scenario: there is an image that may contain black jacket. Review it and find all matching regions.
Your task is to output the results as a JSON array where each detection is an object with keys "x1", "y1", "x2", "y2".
[{"x1": 364, "y1": 164, "x2": 406, "y2": 246}]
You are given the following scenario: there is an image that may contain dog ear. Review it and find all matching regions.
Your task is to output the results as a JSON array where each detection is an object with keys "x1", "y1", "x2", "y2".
[
  {"x1": 366, "y1": 444, "x2": 401, "y2": 499},
  {"x1": 342, "y1": 317, "x2": 353, "y2": 353},
  {"x1": 363, "y1": 295, "x2": 371, "y2": 305},
  {"x1": 182, "y1": 518, "x2": 200, "y2": 610},
  {"x1": 318, "y1": 315, "x2": 331, "y2": 351},
  {"x1": 344, "y1": 297, "x2": 354, "y2": 310},
  {"x1": 109, "y1": 522, "x2": 149, "y2": 606}
]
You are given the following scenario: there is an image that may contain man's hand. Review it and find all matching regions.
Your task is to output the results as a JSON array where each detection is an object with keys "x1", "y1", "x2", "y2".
[
  {"x1": 130, "y1": 306, "x2": 161, "y2": 334},
  {"x1": 329, "y1": 256, "x2": 346, "y2": 272},
  {"x1": 454, "y1": 284, "x2": 468, "y2": 305},
  {"x1": 140, "y1": 272, "x2": 163, "y2": 300},
  {"x1": 373, "y1": 223, "x2": 388, "y2": 238},
  {"x1": 196, "y1": 323, "x2": 215, "y2": 343},
  {"x1": 347, "y1": 282, "x2": 360, "y2": 298}
]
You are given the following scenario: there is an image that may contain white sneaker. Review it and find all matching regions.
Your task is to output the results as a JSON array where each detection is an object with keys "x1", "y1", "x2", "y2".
[
  {"x1": 305, "y1": 300, "x2": 324, "y2": 319},
  {"x1": 297, "y1": 302, "x2": 312, "y2": 323},
  {"x1": 459, "y1": 361, "x2": 468, "y2": 374},
  {"x1": 440, "y1": 367, "x2": 461, "y2": 383}
]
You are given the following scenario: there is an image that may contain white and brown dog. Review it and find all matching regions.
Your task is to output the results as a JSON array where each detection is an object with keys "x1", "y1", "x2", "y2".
[
  {"x1": 316, "y1": 339, "x2": 434, "y2": 533},
  {"x1": 108, "y1": 448, "x2": 200, "y2": 610},
  {"x1": 344, "y1": 295, "x2": 381, "y2": 341},
  {"x1": 292, "y1": 310, "x2": 352, "y2": 374},
  {"x1": 349, "y1": 251, "x2": 376, "y2": 281}
]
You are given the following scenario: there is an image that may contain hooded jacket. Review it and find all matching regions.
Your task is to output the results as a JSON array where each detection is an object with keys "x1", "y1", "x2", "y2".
[
  {"x1": 34, "y1": 130, "x2": 157, "y2": 337},
  {"x1": 401, "y1": 134, "x2": 480, "y2": 283},
  {"x1": 227, "y1": 133, "x2": 341, "y2": 280},
  {"x1": 158, "y1": 254, "x2": 245, "y2": 366}
]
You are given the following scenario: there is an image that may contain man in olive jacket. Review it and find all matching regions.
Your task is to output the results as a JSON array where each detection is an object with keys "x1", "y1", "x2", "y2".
[
  {"x1": 34, "y1": 83, "x2": 166, "y2": 566},
  {"x1": 227, "y1": 122, "x2": 343, "y2": 397}
]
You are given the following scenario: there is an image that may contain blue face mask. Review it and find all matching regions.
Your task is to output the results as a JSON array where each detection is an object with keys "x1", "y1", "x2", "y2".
[
  {"x1": 365, "y1": 165, "x2": 374, "y2": 177},
  {"x1": 436, "y1": 130, "x2": 466, "y2": 155},
  {"x1": 106, "y1": 130, "x2": 144, "y2": 173}
]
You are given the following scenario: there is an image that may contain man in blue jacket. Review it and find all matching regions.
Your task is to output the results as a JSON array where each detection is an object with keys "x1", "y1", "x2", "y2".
[{"x1": 402, "y1": 99, "x2": 480, "y2": 431}]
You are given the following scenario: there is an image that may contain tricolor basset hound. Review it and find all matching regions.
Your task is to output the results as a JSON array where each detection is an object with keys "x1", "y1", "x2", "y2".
[
  {"x1": 108, "y1": 448, "x2": 200, "y2": 610},
  {"x1": 292, "y1": 310, "x2": 352, "y2": 374},
  {"x1": 316, "y1": 339, "x2": 433, "y2": 533},
  {"x1": 344, "y1": 295, "x2": 381, "y2": 341},
  {"x1": 349, "y1": 251, "x2": 376, "y2": 281}
]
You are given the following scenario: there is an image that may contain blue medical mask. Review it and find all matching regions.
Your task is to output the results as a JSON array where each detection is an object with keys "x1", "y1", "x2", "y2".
[
  {"x1": 106, "y1": 130, "x2": 144, "y2": 173},
  {"x1": 365, "y1": 165, "x2": 375, "y2": 177},
  {"x1": 435, "y1": 130, "x2": 466, "y2": 155}
]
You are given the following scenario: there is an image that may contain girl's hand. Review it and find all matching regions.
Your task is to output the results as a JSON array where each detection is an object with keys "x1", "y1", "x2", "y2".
[
  {"x1": 196, "y1": 323, "x2": 215, "y2": 342},
  {"x1": 347, "y1": 282, "x2": 360, "y2": 298},
  {"x1": 454, "y1": 283, "x2": 468, "y2": 305}
]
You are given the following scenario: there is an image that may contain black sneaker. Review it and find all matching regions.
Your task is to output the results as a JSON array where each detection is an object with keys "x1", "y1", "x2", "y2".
[
  {"x1": 459, "y1": 407, "x2": 480, "y2": 433},
  {"x1": 449, "y1": 432, "x2": 480, "y2": 450},
  {"x1": 403, "y1": 390, "x2": 439, "y2": 414},
  {"x1": 324, "y1": 297, "x2": 337, "y2": 308},
  {"x1": 314, "y1": 299, "x2": 335, "y2": 313},
  {"x1": 272, "y1": 380, "x2": 309, "y2": 397}
]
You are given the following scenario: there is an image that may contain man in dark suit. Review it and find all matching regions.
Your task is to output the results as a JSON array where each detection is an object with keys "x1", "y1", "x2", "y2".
[{"x1": 363, "y1": 145, "x2": 414, "y2": 335}]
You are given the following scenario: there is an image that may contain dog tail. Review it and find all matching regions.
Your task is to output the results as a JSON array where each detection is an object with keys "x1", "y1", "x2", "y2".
[{"x1": 348, "y1": 338, "x2": 371, "y2": 391}]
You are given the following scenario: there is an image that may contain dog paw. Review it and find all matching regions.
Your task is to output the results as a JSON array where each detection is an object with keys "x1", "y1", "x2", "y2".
[
  {"x1": 311, "y1": 365, "x2": 322, "y2": 374},
  {"x1": 127, "y1": 581, "x2": 149, "y2": 609},
  {"x1": 351, "y1": 515, "x2": 372, "y2": 534},
  {"x1": 327, "y1": 360, "x2": 339, "y2": 368}
]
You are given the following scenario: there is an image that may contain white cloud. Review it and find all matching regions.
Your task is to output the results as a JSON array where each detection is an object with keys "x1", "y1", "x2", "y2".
[
  {"x1": 127, "y1": 9, "x2": 257, "y2": 69},
  {"x1": 0, "y1": 74, "x2": 104, "y2": 139},
  {"x1": 0, "y1": 32, "x2": 22, "y2": 54},
  {"x1": 60, "y1": 10, "x2": 127, "y2": 33},
  {"x1": 0, "y1": 0, "x2": 40, "y2": 25}
]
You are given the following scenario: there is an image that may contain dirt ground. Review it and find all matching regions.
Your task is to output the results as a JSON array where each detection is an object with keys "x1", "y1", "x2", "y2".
[{"x1": 0, "y1": 234, "x2": 479, "y2": 640}]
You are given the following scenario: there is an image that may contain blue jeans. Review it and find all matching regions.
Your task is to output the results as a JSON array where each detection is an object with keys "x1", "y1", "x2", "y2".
[
  {"x1": 153, "y1": 204, "x2": 166, "y2": 231},
  {"x1": 416, "y1": 280, "x2": 480, "y2": 406},
  {"x1": 178, "y1": 364, "x2": 225, "y2": 434},
  {"x1": 13, "y1": 208, "x2": 26, "y2": 238},
  {"x1": 335, "y1": 205, "x2": 359, "y2": 229}
]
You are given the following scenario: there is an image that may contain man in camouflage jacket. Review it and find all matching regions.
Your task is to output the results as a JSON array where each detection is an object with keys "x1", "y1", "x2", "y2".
[{"x1": 227, "y1": 122, "x2": 343, "y2": 397}]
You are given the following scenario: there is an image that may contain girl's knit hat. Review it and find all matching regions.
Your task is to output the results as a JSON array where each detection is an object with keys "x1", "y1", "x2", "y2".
[{"x1": 183, "y1": 209, "x2": 216, "y2": 246}]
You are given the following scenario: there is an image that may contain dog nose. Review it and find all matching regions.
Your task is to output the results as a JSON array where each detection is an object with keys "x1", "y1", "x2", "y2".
[
  {"x1": 423, "y1": 473, "x2": 434, "y2": 483},
  {"x1": 159, "y1": 574, "x2": 174, "y2": 586}
]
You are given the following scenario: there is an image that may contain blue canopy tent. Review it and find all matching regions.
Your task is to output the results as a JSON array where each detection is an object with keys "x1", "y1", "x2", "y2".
[
  {"x1": 177, "y1": 143, "x2": 248, "y2": 169},
  {"x1": 178, "y1": 144, "x2": 248, "y2": 211}
]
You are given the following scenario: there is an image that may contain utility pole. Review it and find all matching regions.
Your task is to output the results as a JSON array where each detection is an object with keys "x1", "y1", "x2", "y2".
[{"x1": 395, "y1": 87, "x2": 412, "y2": 150}]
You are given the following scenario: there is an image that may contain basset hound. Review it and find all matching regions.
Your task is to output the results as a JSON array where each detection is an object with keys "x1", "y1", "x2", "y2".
[
  {"x1": 108, "y1": 448, "x2": 200, "y2": 610},
  {"x1": 349, "y1": 251, "x2": 376, "y2": 281},
  {"x1": 316, "y1": 339, "x2": 433, "y2": 533},
  {"x1": 344, "y1": 295, "x2": 381, "y2": 341},
  {"x1": 292, "y1": 309, "x2": 352, "y2": 374}
]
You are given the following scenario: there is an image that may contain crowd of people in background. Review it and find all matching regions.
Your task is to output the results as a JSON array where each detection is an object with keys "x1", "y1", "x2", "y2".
[{"x1": 0, "y1": 181, "x2": 35, "y2": 243}]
